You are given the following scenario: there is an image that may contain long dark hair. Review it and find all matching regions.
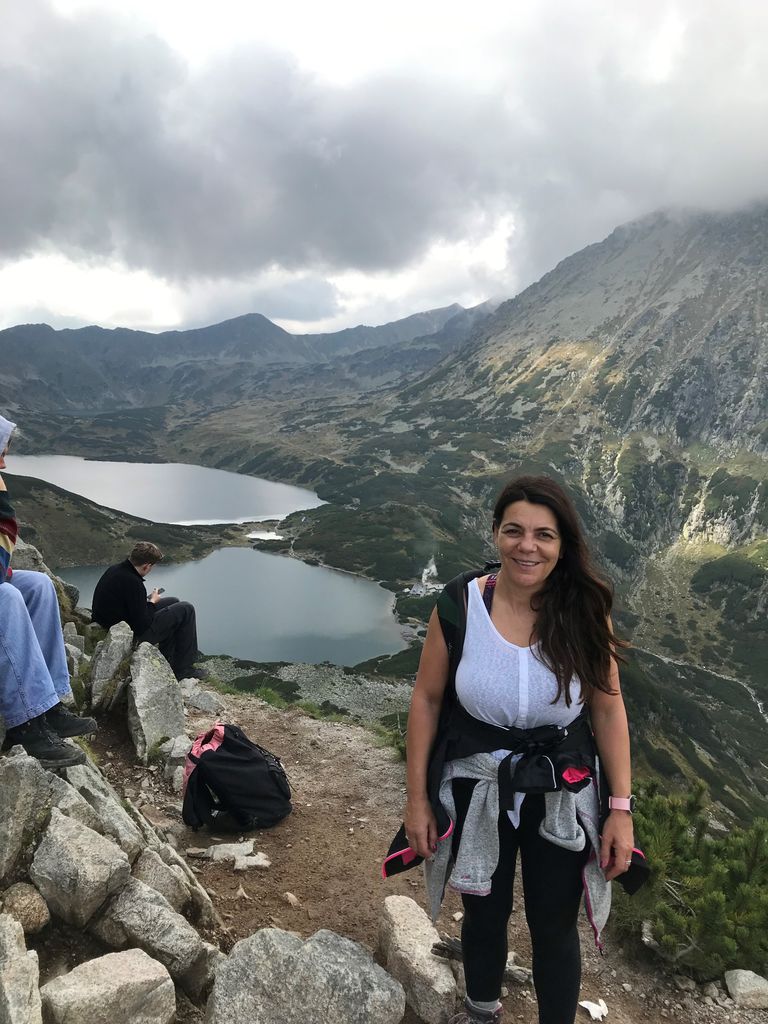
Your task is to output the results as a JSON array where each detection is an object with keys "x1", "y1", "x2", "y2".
[{"x1": 492, "y1": 475, "x2": 627, "y2": 705}]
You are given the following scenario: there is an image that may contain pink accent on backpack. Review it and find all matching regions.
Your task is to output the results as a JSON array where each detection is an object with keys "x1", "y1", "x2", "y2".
[{"x1": 182, "y1": 722, "x2": 225, "y2": 797}]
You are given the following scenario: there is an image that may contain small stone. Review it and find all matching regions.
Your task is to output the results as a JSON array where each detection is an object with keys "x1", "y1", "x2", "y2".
[
  {"x1": 622, "y1": 982, "x2": 632, "y2": 992},
  {"x1": 284, "y1": 892, "x2": 301, "y2": 908},
  {"x1": 1, "y1": 882, "x2": 50, "y2": 934},
  {"x1": 452, "y1": 911, "x2": 464, "y2": 922}
]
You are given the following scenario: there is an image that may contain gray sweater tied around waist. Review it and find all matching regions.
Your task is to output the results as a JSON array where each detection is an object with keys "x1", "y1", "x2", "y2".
[{"x1": 424, "y1": 753, "x2": 611, "y2": 948}]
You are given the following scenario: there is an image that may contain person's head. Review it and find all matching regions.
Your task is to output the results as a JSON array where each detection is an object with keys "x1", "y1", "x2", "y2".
[
  {"x1": 129, "y1": 541, "x2": 164, "y2": 576},
  {"x1": 491, "y1": 474, "x2": 625, "y2": 703},
  {"x1": 0, "y1": 415, "x2": 16, "y2": 469},
  {"x1": 491, "y1": 475, "x2": 587, "y2": 594}
]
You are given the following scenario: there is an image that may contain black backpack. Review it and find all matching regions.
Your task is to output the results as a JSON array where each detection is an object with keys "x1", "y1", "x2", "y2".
[{"x1": 182, "y1": 722, "x2": 292, "y2": 831}]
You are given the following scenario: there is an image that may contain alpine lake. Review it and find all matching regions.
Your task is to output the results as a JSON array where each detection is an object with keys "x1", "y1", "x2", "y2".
[{"x1": 9, "y1": 455, "x2": 408, "y2": 666}]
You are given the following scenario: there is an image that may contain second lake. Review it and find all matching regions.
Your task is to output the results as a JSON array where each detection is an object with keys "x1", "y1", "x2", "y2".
[{"x1": 59, "y1": 546, "x2": 407, "y2": 667}]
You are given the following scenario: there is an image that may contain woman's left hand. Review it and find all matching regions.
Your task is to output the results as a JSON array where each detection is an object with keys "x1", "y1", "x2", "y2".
[{"x1": 599, "y1": 811, "x2": 635, "y2": 881}]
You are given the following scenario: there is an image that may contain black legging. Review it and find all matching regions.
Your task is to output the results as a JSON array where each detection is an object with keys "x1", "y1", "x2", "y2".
[
  {"x1": 452, "y1": 780, "x2": 589, "y2": 1024},
  {"x1": 136, "y1": 596, "x2": 198, "y2": 680}
]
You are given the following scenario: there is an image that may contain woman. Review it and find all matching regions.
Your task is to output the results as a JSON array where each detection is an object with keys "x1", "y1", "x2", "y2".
[{"x1": 403, "y1": 475, "x2": 633, "y2": 1024}]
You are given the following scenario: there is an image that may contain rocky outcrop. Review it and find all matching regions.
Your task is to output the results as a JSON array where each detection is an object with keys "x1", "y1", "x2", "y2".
[
  {"x1": 206, "y1": 927, "x2": 406, "y2": 1024},
  {"x1": 127, "y1": 645, "x2": 185, "y2": 764},
  {"x1": 90, "y1": 879, "x2": 221, "y2": 998},
  {"x1": 40, "y1": 950, "x2": 175, "y2": 1024}
]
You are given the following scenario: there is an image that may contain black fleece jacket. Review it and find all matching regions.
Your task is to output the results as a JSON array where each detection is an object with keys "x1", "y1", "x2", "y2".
[{"x1": 92, "y1": 558, "x2": 155, "y2": 636}]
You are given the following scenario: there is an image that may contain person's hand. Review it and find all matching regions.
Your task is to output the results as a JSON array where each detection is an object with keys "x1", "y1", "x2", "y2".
[
  {"x1": 148, "y1": 588, "x2": 162, "y2": 604},
  {"x1": 403, "y1": 794, "x2": 439, "y2": 860},
  {"x1": 600, "y1": 811, "x2": 635, "y2": 881},
  {"x1": 0, "y1": 473, "x2": 6, "y2": 492}
]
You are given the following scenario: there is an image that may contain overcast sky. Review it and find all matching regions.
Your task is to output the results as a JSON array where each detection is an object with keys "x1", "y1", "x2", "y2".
[{"x1": 2, "y1": 0, "x2": 768, "y2": 334}]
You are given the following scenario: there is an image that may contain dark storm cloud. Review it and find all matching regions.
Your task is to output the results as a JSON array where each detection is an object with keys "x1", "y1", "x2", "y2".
[{"x1": 3, "y1": 0, "x2": 768, "y2": 292}]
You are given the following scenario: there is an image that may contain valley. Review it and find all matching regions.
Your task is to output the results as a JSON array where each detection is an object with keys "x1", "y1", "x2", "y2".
[{"x1": 5, "y1": 205, "x2": 767, "y2": 823}]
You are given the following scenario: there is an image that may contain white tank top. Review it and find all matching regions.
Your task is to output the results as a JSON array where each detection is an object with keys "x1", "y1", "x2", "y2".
[{"x1": 454, "y1": 577, "x2": 583, "y2": 826}]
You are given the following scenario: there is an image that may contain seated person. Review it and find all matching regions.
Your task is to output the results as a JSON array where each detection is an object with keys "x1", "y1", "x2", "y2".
[
  {"x1": 92, "y1": 541, "x2": 204, "y2": 681},
  {"x1": 0, "y1": 416, "x2": 96, "y2": 769}
]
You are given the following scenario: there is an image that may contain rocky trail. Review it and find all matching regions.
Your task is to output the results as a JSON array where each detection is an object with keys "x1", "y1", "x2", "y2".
[{"x1": 90, "y1": 688, "x2": 767, "y2": 1024}]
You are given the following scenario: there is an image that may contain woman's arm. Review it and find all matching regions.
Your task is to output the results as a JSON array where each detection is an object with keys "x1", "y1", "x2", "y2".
[
  {"x1": 403, "y1": 607, "x2": 450, "y2": 859},
  {"x1": 590, "y1": 654, "x2": 634, "y2": 881}
]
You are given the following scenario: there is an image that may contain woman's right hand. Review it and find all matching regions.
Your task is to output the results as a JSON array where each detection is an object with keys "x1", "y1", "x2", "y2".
[{"x1": 404, "y1": 794, "x2": 438, "y2": 860}]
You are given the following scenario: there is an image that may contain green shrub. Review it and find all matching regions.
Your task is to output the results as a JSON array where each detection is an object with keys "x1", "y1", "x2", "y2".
[{"x1": 612, "y1": 781, "x2": 768, "y2": 979}]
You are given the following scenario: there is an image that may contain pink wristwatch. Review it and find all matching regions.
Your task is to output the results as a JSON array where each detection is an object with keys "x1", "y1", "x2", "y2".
[{"x1": 608, "y1": 795, "x2": 636, "y2": 813}]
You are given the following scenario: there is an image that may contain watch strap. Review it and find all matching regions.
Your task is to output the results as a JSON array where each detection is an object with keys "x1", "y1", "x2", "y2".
[{"x1": 608, "y1": 795, "x2": 634, "y2": 813}]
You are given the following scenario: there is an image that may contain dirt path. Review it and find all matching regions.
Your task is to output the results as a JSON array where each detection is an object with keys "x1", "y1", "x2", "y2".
[{"x1": 97, "y1": 693, "x2": 764, "y2": 1024}]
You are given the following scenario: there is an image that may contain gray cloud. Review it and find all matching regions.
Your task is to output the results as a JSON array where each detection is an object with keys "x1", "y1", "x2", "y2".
[{"x1": 3, "y1": 0, "x2": 768, "y2": 304}]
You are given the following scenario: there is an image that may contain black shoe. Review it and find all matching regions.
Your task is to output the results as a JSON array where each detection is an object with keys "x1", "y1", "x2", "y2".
[
  {"x1": 178, "y1": 666, "x2": 209, "y2": 682},
  {"x1": 45, "y1": 702, "x2": 98, "y2": 738},
  {"x1": 6, "y1": 716, "x2": 87, "y2": 769}
]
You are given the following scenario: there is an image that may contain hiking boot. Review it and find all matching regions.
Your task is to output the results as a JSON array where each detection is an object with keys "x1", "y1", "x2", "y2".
[
  {"x1": 5, "y1": 715, "x2": 87, "y2": 769},
  {"x1": 449, "y1": 1002, "x2": 503, "y2": 1024},
  {"x1": 45, "y1": 702, "x2": 98, "y2": 738},
  {"x1": 179, "y1": 666, "x2": 208, "y2": 682}
]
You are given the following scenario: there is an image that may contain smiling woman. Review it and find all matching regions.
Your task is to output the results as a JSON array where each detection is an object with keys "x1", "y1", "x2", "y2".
[{"x1": 392, "y1": 474, "x2": 634, "y2": 1024}]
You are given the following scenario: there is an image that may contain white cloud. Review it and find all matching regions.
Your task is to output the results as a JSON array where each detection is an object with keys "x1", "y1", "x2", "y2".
[{"x1": 3, "y1": 0, "x2": 768, "y2": 332}]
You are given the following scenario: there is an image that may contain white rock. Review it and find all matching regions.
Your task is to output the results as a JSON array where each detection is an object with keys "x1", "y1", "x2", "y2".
[
  {"x1": 210, "y1": 841, "x2": 254, "y2": 863},
  {"x1": 724, "y1": 969, "x2": 768, "y2": 1009},
  {"x1": 40, "y1": 949, "x2": 175, "y2": 1024},
  {"x1": 378, "y1": 895, "x2": 456, "y2": 1024},
  {"x1": 578, "y1": 997, "x2": 608, "y2": 1020},
  {"x1": 233, "y1": 853, "x2": 271, "y2": 871}
]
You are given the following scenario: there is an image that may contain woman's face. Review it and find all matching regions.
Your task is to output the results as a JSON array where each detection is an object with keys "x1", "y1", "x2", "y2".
[{"x1": 493, "y1": 499, "x2": 562, "y2": 591}]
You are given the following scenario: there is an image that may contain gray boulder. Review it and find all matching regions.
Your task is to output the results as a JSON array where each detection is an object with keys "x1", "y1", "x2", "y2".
[
  {"x1": 127, "y1": 645, "x2": 184, "y2": 764},
  {"x1": 29, "y1": 808, "x2": 130, "y2": 928},
  {"x1": 724, "y1": 969, "x2": 768, "y2": 1009},
  {"x1": 40, "y1": 949, "x2": 175, "y2": 1024},
  {"x1": 0, "y1": 912, "x2": 42, "y2": 1024},
  {"x1": 63, "y1": 761, "x2": 145, "y2": 862},
  {"x1": 61, "y1": 622, "x2": 85, "y2": 654},
  {"x1": 0, "y1": 885, "x2": 49, "y2": 936},
  {"x1": 206, "y1": 928, "x2": 405, "y2": 1024},
  {"x1": 11, "y1": 539, "x2": 78, "y2": 608},
  {"x1": 132, "y1": 849, "x2": 189, "y2": 914},
  {"x1": 155, "y1": 844, "x2": 218, "y2": 928},
  {"x1": 0, "y1": 751, "x2": 53, "y2": 885},
  {"x1": 179, "y1": 681, "x2": 225, "y2": 715},
  {"x1": 89, "y1": 622, "x2": 133, "y2": 712},
  {"x1": 90, "y1": 878, "x2": 220, "y2": 998},
  {"x1": 46, "y1": 773, "x2": 103, "y2": 833},
  {"x1": 378, "y1": 895, "x2": 456, "y2": 1024}
]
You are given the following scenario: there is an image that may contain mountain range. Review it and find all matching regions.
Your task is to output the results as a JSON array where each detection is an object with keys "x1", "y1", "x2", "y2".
[{"x1": 4, "y1": 204, "x2": 767, "y2": 822}]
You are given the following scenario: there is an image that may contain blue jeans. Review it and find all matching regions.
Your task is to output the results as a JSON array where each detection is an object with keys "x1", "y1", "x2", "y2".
[{"x1": 0, "y1": 570, "x2": 72, "y2": 728}]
